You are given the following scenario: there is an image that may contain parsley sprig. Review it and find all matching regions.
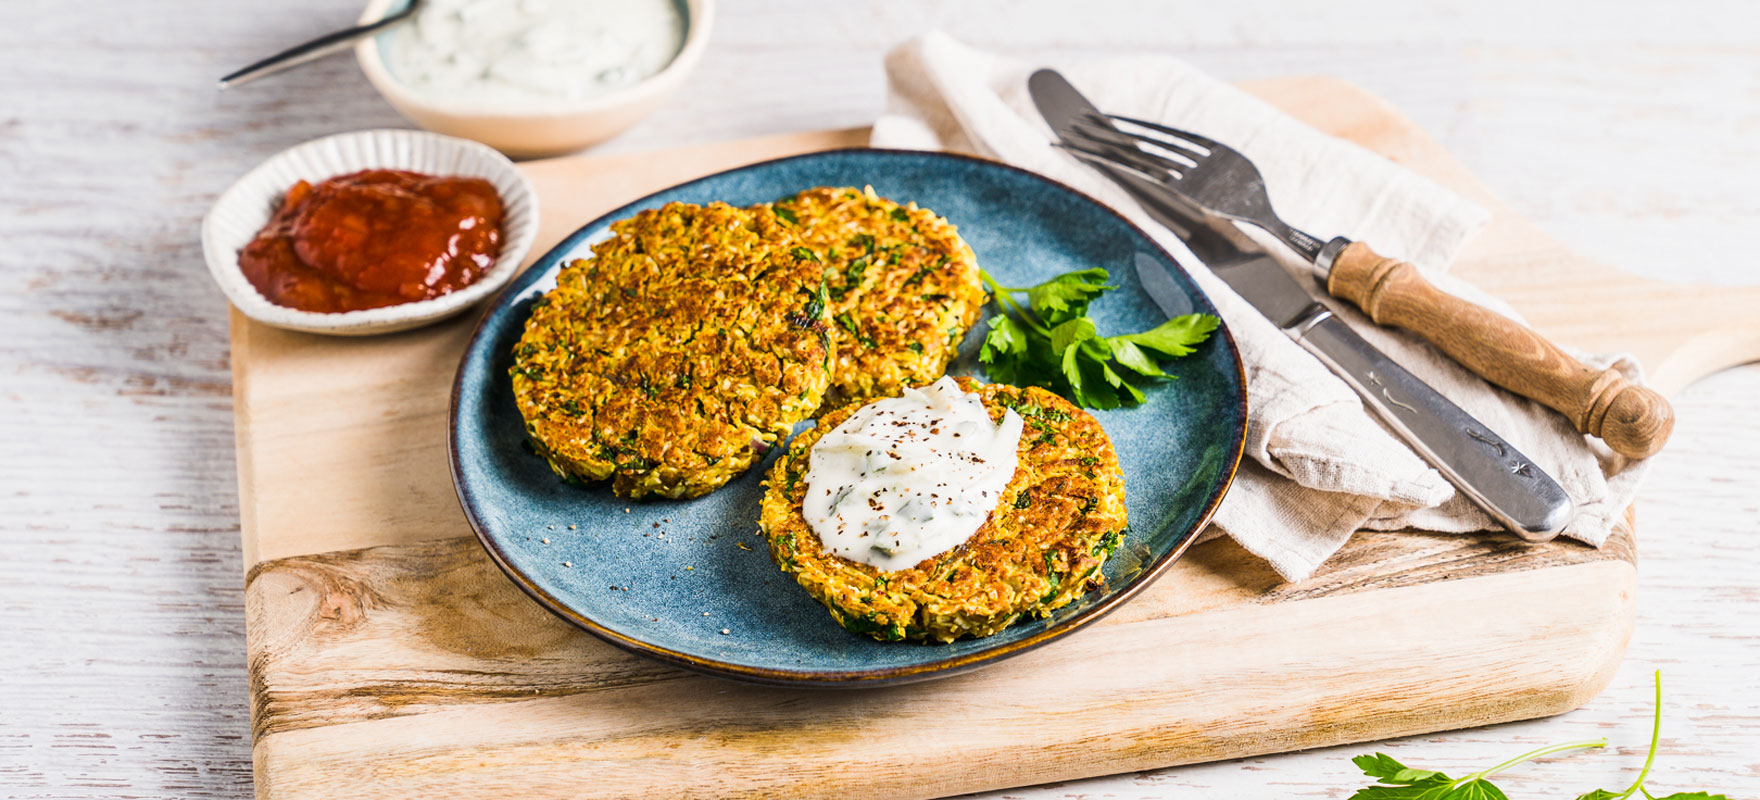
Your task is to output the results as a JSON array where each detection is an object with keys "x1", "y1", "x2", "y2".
[
  {"x1": 1573, "y1": 672, "x2": 1723, "y2": 800},
  {"x1": 1352, "y1": 740, "x2": 1608, "y2": 800},
  {"x1": 978, "y1": 268, "x2": 1219, "y2": 409},
  {"x1": 1349, "y1": 672, "x2": 1724, "y2": 800}
]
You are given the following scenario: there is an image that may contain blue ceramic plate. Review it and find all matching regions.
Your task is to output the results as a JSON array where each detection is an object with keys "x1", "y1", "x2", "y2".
[{"x1": 450, "y1": 149, "x2": 1245, "y2": 687}]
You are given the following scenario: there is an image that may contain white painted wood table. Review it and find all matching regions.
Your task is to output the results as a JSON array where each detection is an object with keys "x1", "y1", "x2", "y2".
[{"x1": 2, "y1": 1, "x2": 1757, "y2": 797}]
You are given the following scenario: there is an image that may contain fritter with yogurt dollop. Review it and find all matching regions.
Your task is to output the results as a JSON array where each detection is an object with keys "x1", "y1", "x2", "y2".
[{"x1": 759, "y1": 377, "x2": 1127, "y2": 642}]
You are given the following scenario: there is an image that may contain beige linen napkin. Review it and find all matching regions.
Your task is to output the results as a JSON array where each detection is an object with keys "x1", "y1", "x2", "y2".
[{"x1": 872, "y1": 32, "x2": 1648, "y2": 580}]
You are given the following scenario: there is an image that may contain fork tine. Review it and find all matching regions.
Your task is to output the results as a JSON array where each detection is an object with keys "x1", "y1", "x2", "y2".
[
  {"x1": 1103, "y1": 113, "x2": 1221, "y2": 157},
  {"x1": 1103, "y1": 123, "x2": 1212, "y2": 166},
  {"x1": 1056, "y1": 140, "x2": 1182, "y2": 184},
  {"x1": 1105, "y1": 126, "x2": 1207, "y2": 167},
  {"x1": 1060, "y1": 147, "x2": 1189, "y2": 210},
  {"x1": 1059, "y1": 146, "x2": 1188, "y2": 210},
  {"x1": 1064, "y1": 116, "x2": 1136, "y2": 150},
  {"x1": 1057, "y1": 136, "x2": 1183, "y2": 182},
  {"x1": 1053, "y1": 139, "x2": 1178, "y2": 183},
  {"x1": 1083, "y1": 120, "x2": 1202, "y2": 170},
  {"x1": 1060, "y1": 125, "x2": 1188, "y2": 179}
]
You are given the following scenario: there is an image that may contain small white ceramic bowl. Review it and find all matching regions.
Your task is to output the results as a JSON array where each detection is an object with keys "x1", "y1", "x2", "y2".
[
  {"x1": 201, "y1": 128, "x2": 539, "y2": 336},
  {"x1": 353, "y1": 0, "x2": 715, "y2": 159}
]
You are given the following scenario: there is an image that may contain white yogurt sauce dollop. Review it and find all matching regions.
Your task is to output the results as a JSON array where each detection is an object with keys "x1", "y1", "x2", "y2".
[
  {"x1": 803, "y1": 377, "x2": 1025, "y2": 572},
  {"x1": 383, "y1": 0, "x2": 685, "y2": 108}
]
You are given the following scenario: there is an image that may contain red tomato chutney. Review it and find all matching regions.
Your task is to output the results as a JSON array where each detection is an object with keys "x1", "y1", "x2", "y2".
[{"x1": 238, "y1": 169, "x2": 504, "y2": 313}]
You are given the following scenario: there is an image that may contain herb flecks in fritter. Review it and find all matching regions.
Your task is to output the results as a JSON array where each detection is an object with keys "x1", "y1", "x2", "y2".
[
  {"x1": 510, "y1": 202, "x2": 831, "y2": 500},
  {"x1": 758, "y1": 377, "x2": 1127, "y2": 643},
  {"x1": 768, "y1": 187, "x2": 984, "y2": 405}
]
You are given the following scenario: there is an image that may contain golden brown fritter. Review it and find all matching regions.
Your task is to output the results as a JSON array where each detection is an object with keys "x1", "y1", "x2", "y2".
[
  {"x1": 509, "y1": 201, "x2": 832, "y2": 499},
  {"x1": 766, "y1": 187, "x2": 984, "y2": 404},
  {"x1": 758, "y1": 378, "x2": 1128, "y2": 642}
]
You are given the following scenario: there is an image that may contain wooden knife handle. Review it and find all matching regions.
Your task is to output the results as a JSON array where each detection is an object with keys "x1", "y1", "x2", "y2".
[{"x1": 1326, "y1": 241, "x2": 1673, "y2": 460}]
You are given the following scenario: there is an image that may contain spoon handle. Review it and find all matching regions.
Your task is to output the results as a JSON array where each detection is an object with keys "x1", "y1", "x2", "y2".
[{"x1": 219, "y1": 3, "x2": 418, "y2": 89}]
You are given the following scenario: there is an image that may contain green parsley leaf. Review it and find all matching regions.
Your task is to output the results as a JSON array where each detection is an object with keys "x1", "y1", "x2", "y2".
[
  {"x1": 1049, "y1": 316, "x2": 1100, "y2": 355},
  {"x1": 1354, "y1": 754, "x2": 1436, "y2": 782},
  {"x1": 1351, "y1": 673, "x2": 1726, "y2": 800},
  {"x1": 979, "y1": 315, "x2": 1023, "y2": 360},
  {"x1": 1111, "y1": 363, "x2": 1146, "y2": 404},
  {"x1": 774, "y1": 206, "x2": 798, "y2": 225},
  {"x1": 1348, "y1": 782, "x2": 1457, "y2": 800},
  {"x1": 1111, "y1": 312, "x2": 1221, "y2": 358},
  {"x1": 891, "y1": 207, "x2": 910, "y2": 222},
  {"x1": 976, "y1": 267, "x2": 1218, "y2": 409},
  {"x1": 1109, "y1": 339, "x2": 1168, "y2": 378},
  {"x1": 1027, "y1": 267, "x2": 1113, "y2": 326},
  {"x1": 1450, "y1": 781, "x2": 1510, "y2": 800},
  {"x1": 1050, "y1": 317, "x2": 1125, "y2": 409},
  {"x1": 791, "y1": 246, "x2": 820, "y2": 263},
  {"x1": 1348, "y1": 738, "x2": 1606, "y2": 799},
  {"x1": 1057, "y1": 337, "x2": 1089, "y2": 404},
  {"x1": 1348, "y1": 753, "x2": 1457, "y2": 800}
]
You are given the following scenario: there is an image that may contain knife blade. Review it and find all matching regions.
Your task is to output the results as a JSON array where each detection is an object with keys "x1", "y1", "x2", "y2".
[{"x1": 1030, "y1": 68, "x2": 1574, "y2": 541}]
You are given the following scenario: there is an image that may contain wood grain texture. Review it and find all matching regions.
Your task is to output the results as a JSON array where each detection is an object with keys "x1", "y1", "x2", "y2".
[
  {"x1": 228, "y1": 80, "x2": 1688, "y2": 800},
  {"x1": 240, "y1": 521, "x2": 1637, "y2": 741},
  {"x1": 6, "y1": 1, "x2": 1759, "y2": 798},
  {"x1": 243, "y1": 536, "x2": 1633, "y2": 800},
  {"x1": 1327, "y1": 240, "x2": 1675, "y2": 459}
]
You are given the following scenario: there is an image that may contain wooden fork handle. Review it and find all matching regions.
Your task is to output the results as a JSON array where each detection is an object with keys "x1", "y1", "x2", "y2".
[{"x1": 1326, "y1": 241, "x2": 1674, "y2": 460}]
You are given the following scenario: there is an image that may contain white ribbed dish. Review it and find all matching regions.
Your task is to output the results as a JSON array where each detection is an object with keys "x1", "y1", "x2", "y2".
[{"x1": 201, "y1": 129, "x2": 539, "y2": 336}]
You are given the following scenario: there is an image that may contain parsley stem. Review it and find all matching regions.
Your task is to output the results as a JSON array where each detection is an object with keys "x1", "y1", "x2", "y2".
[
  {"x1": 978, "y1": 270, "x2": 1032, "y2": 294},
  {"x1": 1617, "y1": 670, "x2": 1666, "y2": 799},
  {"x1": 980, "y1": 270, "x2": 1050, "y2": 336},
  {"x1": 1459, "y1": 738, "x2": 1609, "y2": 786}
]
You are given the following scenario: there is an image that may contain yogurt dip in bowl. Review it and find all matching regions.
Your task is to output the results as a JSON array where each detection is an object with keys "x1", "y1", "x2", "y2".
[{"x1": 355, "y1": 0, "x2": 712, "y2": 158}]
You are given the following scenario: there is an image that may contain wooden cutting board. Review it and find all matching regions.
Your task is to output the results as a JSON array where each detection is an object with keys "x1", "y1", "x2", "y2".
[{"x1": 232, "y1": 78, "x2": 1760, "y2": 800}]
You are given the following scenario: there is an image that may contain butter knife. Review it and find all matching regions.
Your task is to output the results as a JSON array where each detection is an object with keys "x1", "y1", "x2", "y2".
[
  {"x1": 1030, "y1": 70, "x2": 1573, "y2": 540},
  {"x1": 1035, "y1": 72, "x2": 1672, "y2": 462}
]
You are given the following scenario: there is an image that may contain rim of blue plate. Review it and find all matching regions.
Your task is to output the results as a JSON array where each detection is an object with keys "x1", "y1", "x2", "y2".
[{"x1": 448, "y1": 147, "x2": 1247, "y2": 687}]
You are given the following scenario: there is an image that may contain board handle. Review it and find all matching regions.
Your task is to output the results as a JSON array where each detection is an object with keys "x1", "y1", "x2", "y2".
[{"x1": 1326, "y1": 241, "x2": 1673, "y2": 460}]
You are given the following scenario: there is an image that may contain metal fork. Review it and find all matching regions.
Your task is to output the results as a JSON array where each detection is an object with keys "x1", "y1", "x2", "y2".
[
  {"x1": 1059, "y1": 113, "x2": 1674, "y2": 461},
  {"x1": 1061, "y1": 114, "x2": 1329, "y2": 261}
]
